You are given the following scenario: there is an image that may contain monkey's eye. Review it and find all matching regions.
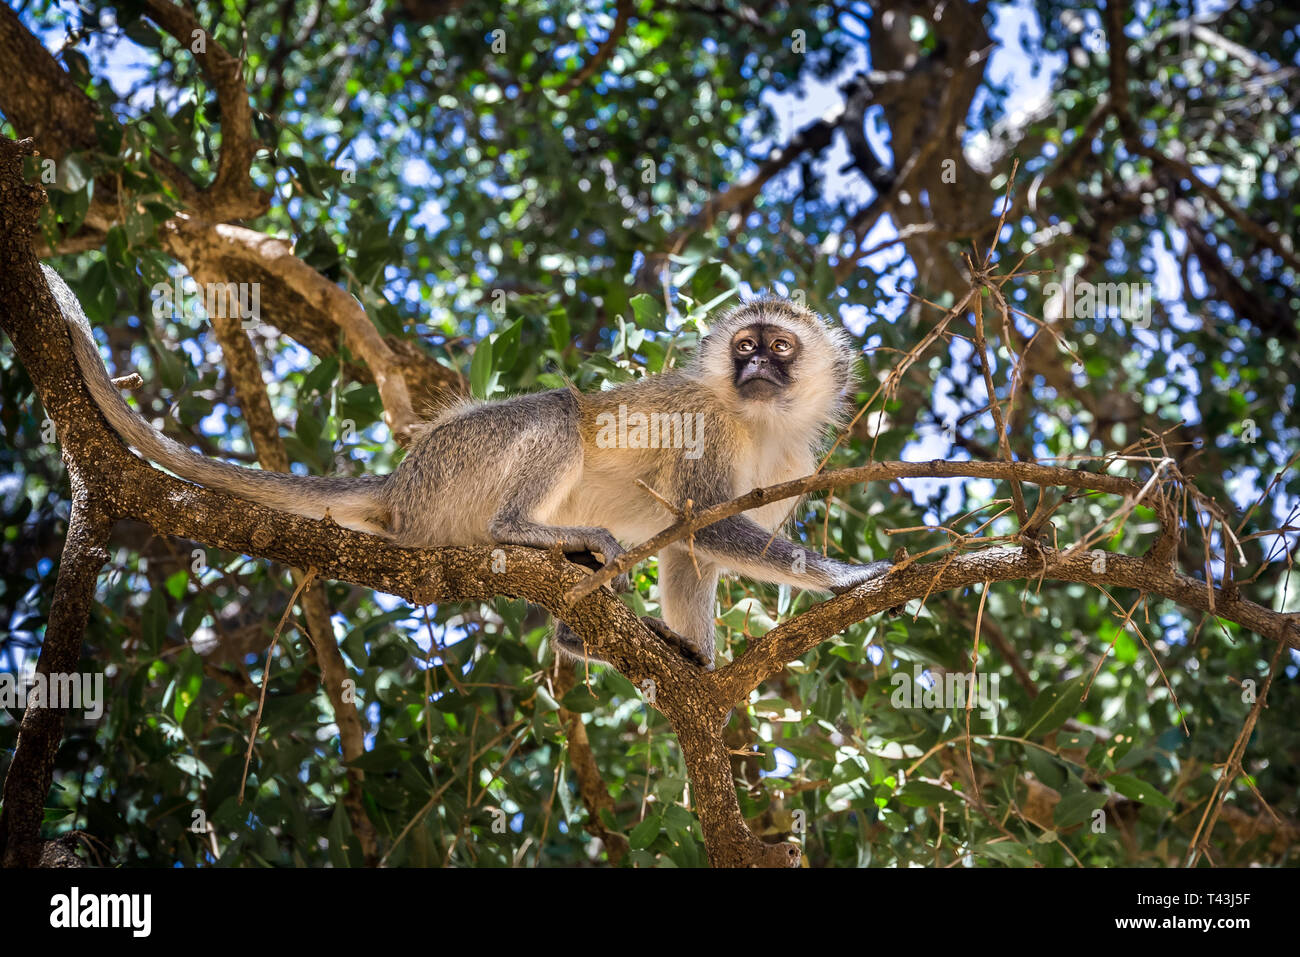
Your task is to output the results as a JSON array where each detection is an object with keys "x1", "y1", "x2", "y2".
[
  {"x1": 770, "y1": 338, "x2": 793, "y2": 354},
  {"x1": 735, "y1": 338, "x2": 757, "y2": 354}
]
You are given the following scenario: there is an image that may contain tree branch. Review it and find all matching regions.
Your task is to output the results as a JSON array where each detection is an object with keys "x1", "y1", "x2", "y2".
[
  {"x1": 5, "y1": 130, "x2": 1296, "y2": 869},
  {"x1": 0, "y1": 483, "x2": 110, "y2": 867},
  {"x1": 713, "y1": 545, "x2": 1299, "y2": 701},
  {"x1": 557, "y1": 0, "x2": 634, "y2": 96},
  {"x1": 141, "y1": 0, "x2": 269, "y2": 220},
  {"x1": 161, "y1": 216, "x2": 421, "y2": 443}
]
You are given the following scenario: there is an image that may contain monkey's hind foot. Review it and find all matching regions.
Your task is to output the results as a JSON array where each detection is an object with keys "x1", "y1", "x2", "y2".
[
  {"x1": 553, "y1": 621, "x2": 611, "y2": 667},
  {"x1": 552, "y1": 619, "x2": 712, "y2": 671},
  {"x1": 639, "y1": 616, "x2": 713, "y2": 670}
]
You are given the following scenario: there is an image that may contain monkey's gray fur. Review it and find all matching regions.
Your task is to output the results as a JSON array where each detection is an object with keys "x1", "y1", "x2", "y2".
[{"x1": 48, "y1": 263, "x2": 891, "y2": 669}]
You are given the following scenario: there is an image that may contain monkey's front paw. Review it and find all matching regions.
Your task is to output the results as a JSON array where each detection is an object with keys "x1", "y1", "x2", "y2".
[
  {"x1": 640, "y1": 616, "x2": 713, "y2": 670},
  {"x1": 571, "y1": 530, "x2": 631, "y2": 591},
  {"x1": 829, "y1": 560, "x2": 893, "y2": 596}
]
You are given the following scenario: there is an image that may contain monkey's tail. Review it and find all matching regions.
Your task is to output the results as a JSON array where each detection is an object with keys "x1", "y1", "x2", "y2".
[{"x1": 45, "y1": 265, "x2": 389, "y2": 532}]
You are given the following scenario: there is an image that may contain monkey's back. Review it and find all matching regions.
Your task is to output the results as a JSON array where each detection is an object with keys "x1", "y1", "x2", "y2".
[{"x1": 380, "y1": 388, "x2": 584, "y2": 546}]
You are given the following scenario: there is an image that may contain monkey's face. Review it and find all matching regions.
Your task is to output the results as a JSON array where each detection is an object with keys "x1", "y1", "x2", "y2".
[
  {"x1": 731, "y1": 324, "x2": 801, "y2": 400},
  {"x1": 693, "y1": 297, "x2": 858, "y2": 429}
]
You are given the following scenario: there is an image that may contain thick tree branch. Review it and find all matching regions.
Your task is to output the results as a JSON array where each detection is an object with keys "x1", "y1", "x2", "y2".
[
  {"x1": 713, "y1": 545, "x2": 1299, "y2": 701},
  {"x1": 161, "y1": 216, "x2": 421, "y2": 443},
  {"x1": 5, "y1": 130, "x2": 1295, "y2": 869},
  {"x1": 0, "y1": 10, "x2": 457, "y2": 428},
  {"x1": 141, "y1": 0, "x2": 269, "y2": 220},
  {"x1": 0, "y1": 136, "x2": 770, "y2": 863}
]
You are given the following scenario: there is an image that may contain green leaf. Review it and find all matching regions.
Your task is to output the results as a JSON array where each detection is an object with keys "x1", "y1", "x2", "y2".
[
  {"x1": 547, "y1": 308, "x2": 571, "y2": 352},
  {"x1": 1016, "y1": 676, "x2": 1085, "y2": 739},
  {"x1": 897, "y1": 781, "x2": 961, "y2": 807},
  {"x1": 653, "y1": 776, "x2": 686, "y2": 804},
  {"x1": 295, "y1": 404, "x2": 323, "y2": 452},
  {"x1": 326, "y1": 800, "x2": 355, "y2": 868},
  {"x1": 1054, "y1": 772, "x2": 1108, "y2": 827},
  {"x1": 61, "y1": 181, "x2": 91, "y2": 235},
  {"x1": 691, "y1": 261, "x2": 723, "y2": 297},
  {"x1": 1108, "y1": 774, "x2": 1174, "y2": 808},
  {"x1": 469, "y1": 337, "x2": 495, "y2": 399},
  {"x1": 124, "y1": 210, "x2": 153, "y2": 247},
  {"x1": 493, "y1": 318, "x2": 523, "y2": 372},
  {"x1": 973, "y1": 841, "x2": 1039, "y2": 866},
  {"x1": 141, "y1": 588, "x2": 168, "y2": 653},
  {"x1": 720, "y1": 597, "x2": 778, "y2": 636},
  {"x1": 342, "y1": 628, "x2": 369, "y2": 667},
  {"x1": 345, "y1": 745, "x2": 409, "y2": 772},
  {"x1": 778, "y1": 734, "x2": 837, "y2": 762},
  {"x1": 1056, "y1": 730, "x2": 1095, "y2": 750},
  {"x1": 124, "y1": 19, "x2": 162, "y2": 47},
  {"x1": 1023, "y1": 745, "x2": 1066, "y2": 790},
  {"x1": 173, "y1": 664, "x2": 200, "y2": 723},
  {"x1": 1053, "y1": 788, "x2": 1108, "y2": 828},
  {"x1": 662, "y1": 804, "x2": 695, "y2": 831},
  {"x1": 105, "y1": 224, "x2": 128, "y2": 264},
  {"x1": 149, "y1": 329, "x2": 186, "y2": 391},
  {"x1": 533, "y1": 686, "x2": 560, "y2": 713},
  {"x1": 287, "y1": 156, "x2": 323, "y2": 198},
  {"x1": 628, "y1": 814, "x2": 661, "y2": 849},
  {"x1": 164, "y1": 570, "x2": 188, "y2": 600},
  {"x1": 95, "y1": 271, "x2": 116, "y2": 324},
  {"x1": 173, "y1": 754, "x2": 211, "y2": 779},
  {"x1": 300, "y1": 356, "x2": 340, "y2": 398},
  {"x1": 629, "y1": 293, "x2": 665, "y2": 331},
  {"x1": 58, "y1": 153, "x2": 92, "y2": 193},
  {"x1": 826, "y1": 779, "x2": 875, "y2": 812}
]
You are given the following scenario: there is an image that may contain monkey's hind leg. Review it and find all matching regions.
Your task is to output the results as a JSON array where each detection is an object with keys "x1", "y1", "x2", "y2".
[{"x1": 654, "y1": 547, "x2": 720, "y2": 669}]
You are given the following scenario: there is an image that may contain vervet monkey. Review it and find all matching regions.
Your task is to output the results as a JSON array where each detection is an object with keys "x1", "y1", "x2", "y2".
[{"x1": 47, "y1": 265, "x2": 891, "y2": 669}]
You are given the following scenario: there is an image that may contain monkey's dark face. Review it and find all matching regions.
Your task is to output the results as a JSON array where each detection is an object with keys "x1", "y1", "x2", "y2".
[{"x1": 731, "y1": 323, "x2": 801, "y2": 399}]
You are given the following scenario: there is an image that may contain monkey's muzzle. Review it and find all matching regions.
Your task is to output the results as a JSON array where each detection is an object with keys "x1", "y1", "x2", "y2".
[{"x1": 736, "y1": 358, "x2": 786, "y2": 398}]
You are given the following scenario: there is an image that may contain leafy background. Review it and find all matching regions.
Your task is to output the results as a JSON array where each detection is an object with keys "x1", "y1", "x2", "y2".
[{"x1": 1, "y1": 0, "x2": 1297, "y2": 866}]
